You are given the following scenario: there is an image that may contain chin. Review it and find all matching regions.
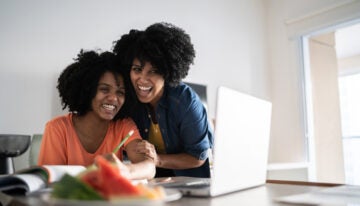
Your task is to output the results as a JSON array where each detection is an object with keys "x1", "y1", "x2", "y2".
[
  {"x1": 101, "y1": 114, "x2": 115, "y2": 121},
  {"x1": 138, "y1": 97, "x2": 151, "y2": 104}
]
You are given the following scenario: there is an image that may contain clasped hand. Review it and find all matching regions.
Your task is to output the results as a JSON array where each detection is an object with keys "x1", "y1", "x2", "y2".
[{"x1": 136, "y1": 140, "x2": 159, "y2": 166}]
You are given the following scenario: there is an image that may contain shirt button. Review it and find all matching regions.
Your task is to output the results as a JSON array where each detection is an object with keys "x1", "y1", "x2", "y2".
[
  {"x1": 199, "y1": 151, "x2": 207, "y2": 160},
  {"x1": 145, "y1": 129, "x2": 148, "y2": 133}
]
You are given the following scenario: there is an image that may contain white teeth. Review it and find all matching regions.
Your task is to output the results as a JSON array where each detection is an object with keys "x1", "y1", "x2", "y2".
[
  {"x1": 102, "y1": 104, "x2": 115, "y2": 110},
  {"x1": 138, "y1": 85, "x2": 151, "y2": 91}
]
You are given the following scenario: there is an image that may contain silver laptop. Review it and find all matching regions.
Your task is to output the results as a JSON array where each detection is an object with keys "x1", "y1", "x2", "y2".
[{"x1": 150, "y1": 86, "x2": 272, "y2": 197}]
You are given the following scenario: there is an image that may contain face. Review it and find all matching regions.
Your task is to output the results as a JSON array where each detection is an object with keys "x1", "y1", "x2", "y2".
[
  {"x1": 130, "y1": 58, "x2": 165, "y2": 107},
  {"x1": 90, "y1": 71, "x2": 125, "y2": 121}
]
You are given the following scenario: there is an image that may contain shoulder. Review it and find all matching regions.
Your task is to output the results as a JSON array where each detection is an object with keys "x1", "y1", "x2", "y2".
[
  {"x1": 165, "y1": 82, "x2": 199, "y2": 104},
  {"x1": 46, "y1": 113, "x2": 72, "y2": 128},
  {"x1": 42, "y1": 114, "x2": 73, "y2": 144},
  {"x1": 165, "y1": 83, "x2": 203, "y2": 110}
]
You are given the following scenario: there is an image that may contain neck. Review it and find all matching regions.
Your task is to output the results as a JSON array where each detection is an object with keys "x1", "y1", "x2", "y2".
[
  {"x1": 73, "y1": 113, "x2": 109, "y2": 140},
  {"x1": 72, "y1": 113, "x2": 109, "y2": 153}
]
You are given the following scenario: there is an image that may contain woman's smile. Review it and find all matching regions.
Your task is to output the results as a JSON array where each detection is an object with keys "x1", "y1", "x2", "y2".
[
  {"x1": 102, "y1": 103, "x2": 116, "y2": 111},
  {"x1": 130, "y1": 59, "x2": 165, "y2": 107}
]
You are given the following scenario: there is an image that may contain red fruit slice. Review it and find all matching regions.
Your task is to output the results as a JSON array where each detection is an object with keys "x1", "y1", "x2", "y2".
[
  {"x1": 96, "y1": 156, "x2": 142, "y2": 198},
  {"x1": 80, "y1": 169, "x2": 102, "y2": 192}
]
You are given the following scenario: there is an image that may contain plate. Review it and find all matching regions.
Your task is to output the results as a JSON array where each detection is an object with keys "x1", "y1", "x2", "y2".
[{"x1": 40, "y1": 188, "x2": 182, "y2": 206}]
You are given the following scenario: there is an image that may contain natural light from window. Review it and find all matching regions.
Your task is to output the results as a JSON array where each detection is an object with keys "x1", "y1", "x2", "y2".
[{"x1": 338, "y1": 72, "x2": 360, "y2": 185}]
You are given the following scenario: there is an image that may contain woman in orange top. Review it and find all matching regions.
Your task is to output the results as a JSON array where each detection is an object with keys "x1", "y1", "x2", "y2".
[{"x1": 38, "y1": 50, "x2": 155, "y2": 180}]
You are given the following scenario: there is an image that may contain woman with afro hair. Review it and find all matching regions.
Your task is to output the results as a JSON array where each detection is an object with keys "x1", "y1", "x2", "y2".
[
  {"x1": 38, "y1": 50, "x2": 155, "y2": 180},
  {"x1": 113, "y1": 22, "x2": 214, "y2": 178}
]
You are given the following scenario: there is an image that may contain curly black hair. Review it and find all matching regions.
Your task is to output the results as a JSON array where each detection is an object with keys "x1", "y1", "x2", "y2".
[
  {"x1": 57, "y1": 50, "x2": 133, "y2": 120},
  {"x1": 112, "y1": 22, "x2": 196, "y2": 87}
]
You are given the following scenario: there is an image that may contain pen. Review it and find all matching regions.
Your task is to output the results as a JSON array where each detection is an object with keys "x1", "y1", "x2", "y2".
[{"x1": 112, "y1": 130, "x2": 134, "y2": 153}]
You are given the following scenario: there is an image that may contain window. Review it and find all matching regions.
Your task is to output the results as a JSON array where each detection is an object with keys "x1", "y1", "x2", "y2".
[{"x1": 338, "y1": 73, "x2": 360, "y2": 185}]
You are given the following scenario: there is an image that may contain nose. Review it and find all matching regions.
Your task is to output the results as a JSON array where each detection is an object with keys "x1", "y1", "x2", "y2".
[
  {"x1": 137, "y1": 70, "x2": 146, "y2": 79},
  {"x1": 139, "y1": 70, "x2": 152, "y2": 83},
  {"x1": 107, "y1": 92, "x2": 118, "y2": 102}
]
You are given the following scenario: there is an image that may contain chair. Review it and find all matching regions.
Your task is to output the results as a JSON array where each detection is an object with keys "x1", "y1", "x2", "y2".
[
  {"x1": 0, "y1": 134, "x2": 31, "y2": 174},
  {"x1": 29, "y1": 134, "x2": 43, "y2": 166}
]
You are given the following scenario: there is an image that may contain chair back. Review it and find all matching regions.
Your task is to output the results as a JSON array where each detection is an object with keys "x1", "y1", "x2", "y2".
[
  {"x1": 0, "y1": 134, "x2": 31, "y2": 174},
  {"x1": 29, "y1": 134, "x2": 43, "y2": 166}
]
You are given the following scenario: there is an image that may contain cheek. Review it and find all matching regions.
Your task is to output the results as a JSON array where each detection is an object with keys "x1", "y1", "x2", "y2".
[
  {"x1": 130, "y1": 72, "x2": 136, "y2": 83},
  {"x1": 91, "y1": 97, "x2": 98, "y2": 108},
  {"x1": 155, "y1": 78, "x2": 165, "y2": 89},
  {"x1": 119, "y1": 97, "x2": 126, "y2": 106}
]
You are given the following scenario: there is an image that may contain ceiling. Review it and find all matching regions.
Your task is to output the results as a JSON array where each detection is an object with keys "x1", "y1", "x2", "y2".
[{"x1": 335, "y1": 23, "x2": 360, "y2": 59}]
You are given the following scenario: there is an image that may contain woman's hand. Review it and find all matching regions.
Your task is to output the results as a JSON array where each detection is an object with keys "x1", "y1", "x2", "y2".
[
  {"x1": 136, "y1": 140, "x2": 159, "y2": 166},
  {"x1": 98, "y1": 153, "x2": 131, "y2": 179}
]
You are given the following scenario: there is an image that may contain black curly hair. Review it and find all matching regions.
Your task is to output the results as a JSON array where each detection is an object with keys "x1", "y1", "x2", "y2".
[
  {"x1": 112, "y1": 22, "x2": 196, "y2": 87},
  {"x1": 57, "y1": 50, "x2": 133, "y2": 120}
]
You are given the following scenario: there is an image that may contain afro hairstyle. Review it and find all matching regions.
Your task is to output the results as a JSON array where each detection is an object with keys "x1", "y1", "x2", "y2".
[
  {"x1": 113, "y1": 22, "x2": 196, "y2": 87},
  {"x1": 57, "y1": 50, "x2": 133, "y2": 120}
]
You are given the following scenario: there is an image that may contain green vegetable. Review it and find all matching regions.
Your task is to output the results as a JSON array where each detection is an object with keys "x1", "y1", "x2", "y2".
[{"x1": 51, "y1": 174, "x2": 104, "y2": 200}]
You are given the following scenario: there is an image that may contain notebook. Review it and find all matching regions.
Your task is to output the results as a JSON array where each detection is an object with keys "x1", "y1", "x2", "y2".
[{"x1": 150, "y1": 86, "x2": 272, "y2": 197}]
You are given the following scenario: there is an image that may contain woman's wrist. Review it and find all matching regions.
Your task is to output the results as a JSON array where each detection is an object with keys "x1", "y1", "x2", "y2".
[
  {"x1": 128, "y1": 159, "x2": 156, "y2": 180},
  {"x1": 156, "y1": 154, "x2": 163, "y2": 167}
]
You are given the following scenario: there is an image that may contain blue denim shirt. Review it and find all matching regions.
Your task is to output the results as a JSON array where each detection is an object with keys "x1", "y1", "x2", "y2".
[{"x1": 131, "y1": 83, "x2": 214, "y2": 177}]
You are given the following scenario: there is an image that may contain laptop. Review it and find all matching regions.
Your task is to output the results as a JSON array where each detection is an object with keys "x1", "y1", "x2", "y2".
[{"x1": 149, "y1": 86, "x2": 272, "y2": 197}]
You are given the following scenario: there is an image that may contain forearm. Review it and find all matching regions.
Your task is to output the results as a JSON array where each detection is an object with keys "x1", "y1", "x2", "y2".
[
  {"x1": 127, "y1": 159, "x2": 156, "y2": 180},
  {"x1": 124, "y1": 139, "x2": 156, "y2": 179},
  {"x1": 157, "y1": 153, "x2": 205, "y2": 170}
]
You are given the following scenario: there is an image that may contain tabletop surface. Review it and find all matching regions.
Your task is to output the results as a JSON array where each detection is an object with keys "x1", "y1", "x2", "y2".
[{"x1": 1, "y1": 180, "x2": 341, "y2": 206}]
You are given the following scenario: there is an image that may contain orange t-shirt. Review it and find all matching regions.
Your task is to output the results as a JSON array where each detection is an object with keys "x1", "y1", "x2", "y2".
[{"x1": 37, "y1": 113, "x2": 141, "y2": 166}]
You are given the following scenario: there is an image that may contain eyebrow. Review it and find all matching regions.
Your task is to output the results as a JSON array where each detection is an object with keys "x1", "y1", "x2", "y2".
[
  {"x1": 131, "y1": 64, "x2": 158, "y2": 70},
  {"x1": 98, "y1": 83, "x2": 125, "y2": 90}
]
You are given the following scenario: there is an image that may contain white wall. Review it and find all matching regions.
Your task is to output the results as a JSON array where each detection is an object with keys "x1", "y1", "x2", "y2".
[
  {"x1": 3, "y1": 0, "x2": 360, "y2": 180},
  {"x1": 0, "y1": 0, "x2": 269, "y2": 170},
  {"x1": 0, "y1": 0, "x2": 269, "y2": 134}
]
